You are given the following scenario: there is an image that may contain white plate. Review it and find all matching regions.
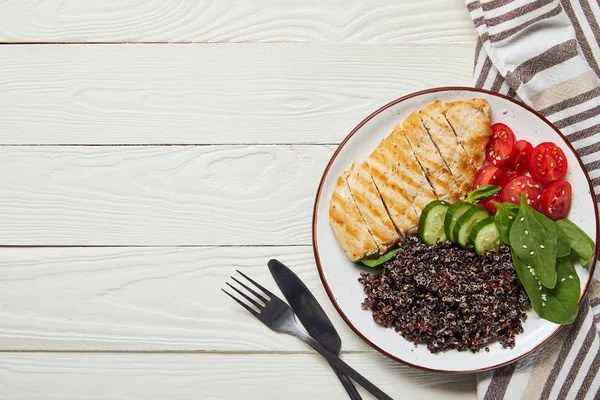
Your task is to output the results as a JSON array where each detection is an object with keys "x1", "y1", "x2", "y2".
[{"x1": 312, "y1": 87, "x2": 599, "y2": 373}]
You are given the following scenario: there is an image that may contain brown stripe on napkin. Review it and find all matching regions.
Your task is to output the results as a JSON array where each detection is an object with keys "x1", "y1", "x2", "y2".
[
  {"x1": 556, "y1": 324, "x2": 599, "y2": 399},
  {"x1": 504, "y1": 40, "x2": 579, "y2": 87},
  {"x1": 485, "y1": 0, "x2": 554, "y2": 27},
  {"x1": 561, "y1": 0, "x2": 600, "y2": 75},
  {"x1": 482, "y1": 0, "x2": 512, "y2": 12},
  {"x1": 483, "y1": 362, "x2": 516, "y2": 400},
  {"x1": 538, "y1": 87, "x2": 600, "y2": 116},
  {"x1": 489, "y1": 6, "x2": 562, "y2": 43}
]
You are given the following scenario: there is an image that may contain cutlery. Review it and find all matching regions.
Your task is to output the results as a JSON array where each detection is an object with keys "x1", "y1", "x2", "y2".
[
  {"x1": 223, "y1": 270, "x2": 392, "y2": 400},
  {"x1": 268, "y1": 259, "x2": 361, "y2": 400}
]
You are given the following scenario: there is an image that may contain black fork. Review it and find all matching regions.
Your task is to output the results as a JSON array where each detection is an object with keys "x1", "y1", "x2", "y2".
[{"x1": 223, "y1": 270, "x2": 393, "y2": 400}]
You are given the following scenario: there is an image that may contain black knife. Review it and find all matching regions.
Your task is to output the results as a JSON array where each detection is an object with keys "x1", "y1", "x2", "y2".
[{"x1": 268, "y1": 259, "x2": 362, "y2": 400}]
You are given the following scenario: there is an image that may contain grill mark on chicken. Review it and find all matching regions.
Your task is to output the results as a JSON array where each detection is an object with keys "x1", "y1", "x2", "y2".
[
  {"x1": 443, "y1": 99, "x2": 492, "y2": 170},
  {"x1": 346, "y1": 163, "x2": 400, "y2": 251},
  {"x1": 419, "y1": 101, "x2": 477, "y2": 197},
  {"x1": 329, "y1": 172, "x2": 379, "y2": 261},
  {"x1": 401, "y1": 112, "x2": 462, "y2": 203}
]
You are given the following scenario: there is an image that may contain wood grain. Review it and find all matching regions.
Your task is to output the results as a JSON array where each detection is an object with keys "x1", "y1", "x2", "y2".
[
  {"x1": 0, "y1": 145, "x2": 333, "y2": 246},
  {"x1": 0, "y1": 44, "x2": 474, "y2": 145},
  {"x1": 0, "y1": 0, "x2": 476, "y2": 44},
  {"x1": 0, "y1": 352, "x2": 477, "y2": 400},
  {"x1": 0, "y1": 246, "x2": 372, "y2": 351}
]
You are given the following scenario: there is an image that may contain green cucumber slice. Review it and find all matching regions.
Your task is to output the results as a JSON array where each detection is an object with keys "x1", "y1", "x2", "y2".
[
  {"x1": 418, "y1": 200, "x2": 450, "y2": 245},
  {"x1": 443, "y1": 201, "x2": 476, "y2": 242},
  {"x1": 454, "y1": 207, "x2": 490, "y2": 247},
  {"x1": 469, "y1": 217, "x2": 501, "y2": 256}
]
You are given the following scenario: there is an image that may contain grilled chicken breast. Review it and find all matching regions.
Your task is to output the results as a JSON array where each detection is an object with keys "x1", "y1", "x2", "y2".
[
  {"x1": 329, "y1": 171, "x2": 379, "y2": 261},
  {"x1": 346, "y1": 162, "x2": 400, "y2": 251},
  {"x1": 419, "y1": 101, "x2": 477, "y2": 196},
  {"x1": 328, "y1": 98, "x2": 493, "y2": 262},
  {"x1": 443, "y1": 99, "x2": 492, "y2": 170},
  {"x1": 384, "y1": 126, "x2": 438, "y2": 219},
  {"x1": 402, "y1": 112, "x2": 462, "y2": 203},
  {"x1": 364, "y1": 132, "x2": 420, "y2": 237}
]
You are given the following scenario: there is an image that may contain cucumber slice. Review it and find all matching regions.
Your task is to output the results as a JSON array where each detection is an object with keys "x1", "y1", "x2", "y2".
[
  {"x1": 418, "y1": 200, "x2": 450, "y2": 245},
  {"x1": 454, "y1": 207, "x2": 490, "y2": 247},
  {"x1": 443, "y1": 201, "x2": 476, "y2": 242},
  {"x1": 469, "y1": 217, "x2": 501, "y2": 256}
]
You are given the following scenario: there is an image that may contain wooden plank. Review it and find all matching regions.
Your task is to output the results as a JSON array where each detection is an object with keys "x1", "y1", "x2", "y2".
[
  {"x1": 0, "y1": 43, "x2": 474, "y2": 145},
  {"x1": 0, "y1": 246, "x2": 374, "y2": 351},
  {"x1": 0, "y1": 0, "x2": 476, "y2": 44},
  {"x1": 0, "y1": 352, "x2": 477, "y2": 400},
  {"x1": 0, "y1": 145, "x2": 333, "y2": 246}
]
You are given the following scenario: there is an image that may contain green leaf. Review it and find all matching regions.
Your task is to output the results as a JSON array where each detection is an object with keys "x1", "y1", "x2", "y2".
[
  {"x1": 555, "y1": 223, "x2": 572, "y2": 259},
  {"x1": 512, "y1": 251, "x2": 580, "y2": 325},
  {"x1": 494, "y1": 202, "x2": 519, "y2": 244},
  {"x1": 556, "y1": 218, "x2": 596, "y2": 267},
  {"x1": 465, "y1": 184, "x2": 501, "y2": 203},
  {"x1": 510, "y1": 193, "x2": 558, "y2": 288},
  {"x1": 360, "y1": 247, "x2": 401, "y2": 267}
]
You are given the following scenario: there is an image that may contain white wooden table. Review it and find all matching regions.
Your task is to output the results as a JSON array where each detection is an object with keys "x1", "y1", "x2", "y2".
[{"x1": 0, "y1": 1, "x2": 479, "y2": 398}]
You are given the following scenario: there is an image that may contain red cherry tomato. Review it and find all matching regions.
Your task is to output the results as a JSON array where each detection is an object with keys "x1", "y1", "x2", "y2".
[
  {"x1": 472, "y1": 165, "x2": 509, "y2": 190},
  {"x1": 486, "y1": 123, "x2": 517, "y2": 166},
  {"x1": 505, "y1": 140, "x2": 533, "y2": 176},
  {"x1": 504, "y1": 169, "x2": 518, "y2": 181},
  {"x1": 529, "y1": 142, "x2": 568, "y2": 184},
  {"x1": 500, "y1": 176, "x2": 542, "y2": 208},
  {"x1": 479, "y1": 195, "x2": 502, "y2": 215},
  {"x1": 541, "y1": 180, "x2": 572, "y2": 220}
]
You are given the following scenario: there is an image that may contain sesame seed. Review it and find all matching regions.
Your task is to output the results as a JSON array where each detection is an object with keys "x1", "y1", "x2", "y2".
[
  {"x1": 569, "y1": 275, "x2": 574, "y2": 279},
  {"x1": 541, "y1": 294, "x2": 547, "y2": 301},
  {"x1": 523, "y1": 244, "x2": 527, "y2": 248},
  {"x1": 537, "y1": 195, "x2": 541, "y2": 199},
  {"x1": 508, "y1": 216, "x2": 514, "y2": 220},
  {"x1": 520, "y1": 217, "x2": 525, "y2": 222},
  {"x1": 550, "y1": 162, "x2": 554, "y2": 167},
  {"x1": 496, "y1": 156, "x2": 501, "y2": 161},
  {"x1": 530, "y1": 251, "x2": 534, "y2": 255},
  {"x1": 527, "y1": 182, "x2": 533, "y2": 188},
  {"x1": 539, "y1": 286, "x2": 542, "y2": 290},
  {"x1": 534, "y1": 184, "x2": 540, "y2": 188},
  {"x1": 561, "y1": 278, "x2": 566, "y2": 282},
  {"x1": 561, "y1": 190, "x2": 565, "y2": 195},
  {"x1": 525, "y1": 230, "x2": 529, "y2": 235},
  {"x1": 511, "y1": 196, "x2": 516, "y2": 201},
  {"x1": 540, "y1": 245, "x2": 545, "y2": 249},
  {"x1": 542, "y1": 302, "x2": 546, "y2": 307}
]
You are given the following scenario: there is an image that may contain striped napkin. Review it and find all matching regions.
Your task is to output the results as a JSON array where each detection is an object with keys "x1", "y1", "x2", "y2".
[{"x1": 465, "y1": 1, "x2": 600, "y2": 399}]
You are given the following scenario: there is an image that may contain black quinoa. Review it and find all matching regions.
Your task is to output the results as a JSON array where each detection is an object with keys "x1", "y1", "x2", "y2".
[{"x1": 359, "y1": 237, "x2": 529, "y2": 353}]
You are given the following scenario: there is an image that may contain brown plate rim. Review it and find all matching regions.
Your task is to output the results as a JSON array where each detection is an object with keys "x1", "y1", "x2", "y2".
[{"x1": 312, "y1": 86, "x2": 599, "y2": 374}]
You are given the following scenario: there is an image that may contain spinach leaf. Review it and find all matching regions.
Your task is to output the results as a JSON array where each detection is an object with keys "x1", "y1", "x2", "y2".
[
  {"x1": 556, "y1": 218, "x2": 596, "y2": 267},
  {"x1": 465, "y1": 184, "x2": 501, "y2": 203},
  {"x1": 510, "y1": 194, "x2": 558, "y2": 289},
  {"x1": 511, "y1": 251, "x2": 580, "y2": 325},
  {"x1": 360, "y1": 246, "x2": 401, "y2": 267},
  {"x1": 494, "y1": 202, "x2": 520, "y2": 244},
  {"x1": 555, "y1": 223, "x2": 572, "y2": 259}
]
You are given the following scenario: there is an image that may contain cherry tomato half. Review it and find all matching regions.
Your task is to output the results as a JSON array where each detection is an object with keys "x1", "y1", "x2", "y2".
[
  {"x1": 541, "y1": 180, "x2": 572, "y2": 220},
  {"x1": 486, "y1": 123, "x2": 517, "y2": 166},
  {"x1": 500, "y1": 176, "x2": 542, "y2": 209},
  {"x1": 505, "y1": 140, "x2": 533, "y2": 176},
  {"x1": 529, "y1": 142, "x2": 568, "y2": 184},
  {"x1": 479, "y1": 195, "x2": 502, "y2": 215},
  {"x1": 472, "y1": 165, "x2": 509, "y2": 190}
]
